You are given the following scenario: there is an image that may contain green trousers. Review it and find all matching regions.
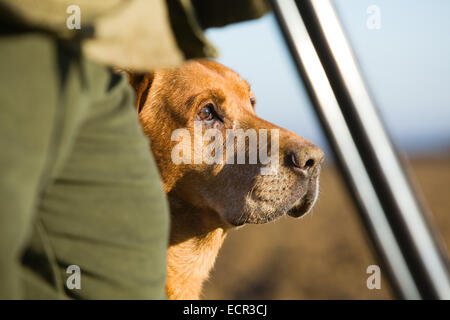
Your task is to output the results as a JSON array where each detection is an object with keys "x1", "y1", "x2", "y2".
[{"x1": 0, "y1": 32, "x2": 169, "y2": 299}]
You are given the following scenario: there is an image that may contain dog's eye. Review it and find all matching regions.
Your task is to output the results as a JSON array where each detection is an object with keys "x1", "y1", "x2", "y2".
[
  {"x1": 198, "y1": 104, "x2": 215, "y2": 121},
  {"x1": 250, "y1": 97, "x2": 256, "y2": 107}
]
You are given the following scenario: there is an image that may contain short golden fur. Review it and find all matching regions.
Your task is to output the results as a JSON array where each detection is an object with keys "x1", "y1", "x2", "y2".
[{"x1": 127, "y1": 60, "x2": 324, "y2": 299}]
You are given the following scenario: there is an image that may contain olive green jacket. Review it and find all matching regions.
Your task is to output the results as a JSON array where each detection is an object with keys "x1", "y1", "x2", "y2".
[{"x1": 0, "y1": 0, "x2": 270, "y2": 71}]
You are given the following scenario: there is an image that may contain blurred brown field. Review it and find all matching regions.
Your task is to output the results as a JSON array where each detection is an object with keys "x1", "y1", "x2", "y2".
[{"x1": 203, "y1": 155, "x2": 450, "y2": 299}]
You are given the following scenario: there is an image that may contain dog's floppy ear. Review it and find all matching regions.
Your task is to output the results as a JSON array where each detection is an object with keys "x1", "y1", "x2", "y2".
[
  {"x1": 117, "y1": 69, "x2": 155, "y2": 113},
  {"x1": 129, "y1": 72, "x2": 155, "y2": 113}
]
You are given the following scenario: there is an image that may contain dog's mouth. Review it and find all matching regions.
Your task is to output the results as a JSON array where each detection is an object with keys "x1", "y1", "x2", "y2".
[
  {"x1": 234, "y1": 174, "x2": 320, "y2": 226},
  {"x1": 286, "y1": 175, "x2": 319, "y2": 218}
]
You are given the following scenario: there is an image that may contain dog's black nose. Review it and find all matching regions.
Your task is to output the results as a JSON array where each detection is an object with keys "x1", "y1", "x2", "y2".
[{"x1": 289, "y1": 145, "x2": 324, "y2": 173}]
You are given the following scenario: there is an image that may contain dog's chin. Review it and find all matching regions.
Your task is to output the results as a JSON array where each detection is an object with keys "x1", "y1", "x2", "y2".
[{"x1": 229, "y1": 176, "x2": 319, "y2": 226}]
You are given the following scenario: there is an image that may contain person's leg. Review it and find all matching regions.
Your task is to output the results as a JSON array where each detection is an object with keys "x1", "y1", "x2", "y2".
[
  {"x1": 0, "y1": 31, "x2": 169, "y2": 299},
  {"x1": 25, "y1": 59, "x2": 170, "y2": 299},
  {"x1": 0, "y1": 33, "x2": 77, "y2": 299}
]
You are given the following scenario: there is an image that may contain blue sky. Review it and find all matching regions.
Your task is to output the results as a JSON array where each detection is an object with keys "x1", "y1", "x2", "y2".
[{"x1": 206, "y1": 0, "x2": 450, "y2": 156}]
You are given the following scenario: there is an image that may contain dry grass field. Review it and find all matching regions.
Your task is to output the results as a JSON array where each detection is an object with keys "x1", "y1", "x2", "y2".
[{"x1": 203, "y1": 155, "x2": 450, "y2": 299}]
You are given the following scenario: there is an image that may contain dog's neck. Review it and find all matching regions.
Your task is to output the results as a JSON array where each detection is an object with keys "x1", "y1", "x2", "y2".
[{"x1": 165, "y1": 195, "x2": 228, "y2": 299}]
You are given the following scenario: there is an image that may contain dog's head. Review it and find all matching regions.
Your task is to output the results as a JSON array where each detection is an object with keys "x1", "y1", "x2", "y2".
[{"x1": 129, "y1": 60, "x2": 324, "y2": 226}]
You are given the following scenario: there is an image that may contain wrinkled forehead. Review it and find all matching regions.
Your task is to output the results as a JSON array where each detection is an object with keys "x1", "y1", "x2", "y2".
[{"x1": 173, "y1": 61, "x2": 252, "y2": 101}]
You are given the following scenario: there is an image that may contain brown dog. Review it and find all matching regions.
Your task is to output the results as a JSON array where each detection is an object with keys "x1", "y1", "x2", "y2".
[{"x1": 126, "y1": 60, "x2": 324, "y2": 299}]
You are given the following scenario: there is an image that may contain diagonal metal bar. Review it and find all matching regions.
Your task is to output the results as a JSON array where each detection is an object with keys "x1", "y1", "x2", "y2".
[{"x1": 270, "y1": 0, "x2": 450, "y2": 299}]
